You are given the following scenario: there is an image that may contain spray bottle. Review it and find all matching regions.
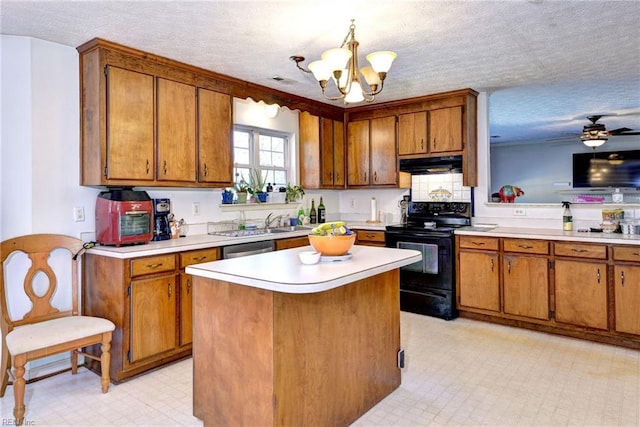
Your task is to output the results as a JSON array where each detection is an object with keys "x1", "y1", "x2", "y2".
[{"x1": 562, "y1": 201, "x2": 573, "y2": 231}]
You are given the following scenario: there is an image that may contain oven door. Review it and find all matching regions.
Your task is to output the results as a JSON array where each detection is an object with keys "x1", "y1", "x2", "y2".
[{"x1": 385, "y1": 231, "x2": 454, "y2": 292}]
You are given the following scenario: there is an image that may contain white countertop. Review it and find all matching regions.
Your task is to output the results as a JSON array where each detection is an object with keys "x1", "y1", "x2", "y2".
[
  {"x1": 86, "y1": 222, "x2": 396, "y2": 259},
  {"x1": 185, "y1": 245, "x2": 421, "y2": 294},
  {"x1": 455, "y1": 226, "x2": 640, "y2": 245}
]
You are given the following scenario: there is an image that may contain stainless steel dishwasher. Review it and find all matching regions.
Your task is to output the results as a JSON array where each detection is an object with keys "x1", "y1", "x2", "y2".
[{"x1": 221, "y1": 239, "x2": 274, "y2": 259}]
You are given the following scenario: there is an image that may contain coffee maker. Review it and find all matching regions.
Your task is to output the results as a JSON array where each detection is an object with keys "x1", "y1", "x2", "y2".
[{"x1": 152, "y1": 198, "x2": 172, "y2": 241}]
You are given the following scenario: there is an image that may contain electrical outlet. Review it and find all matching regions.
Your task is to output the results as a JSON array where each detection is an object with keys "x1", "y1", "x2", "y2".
[
  {"x1": 350, "y1": 199, "x2": 356, "y2": 209},
  {"x1": 73, "y1": 206, "x2": 85, "y2": 222},
  {"x1": 192, "y1": 202, "x2": 201, "y2": 216},
  {"x1": 513, "y1": 208, "x2": 526, "y2": 216}
]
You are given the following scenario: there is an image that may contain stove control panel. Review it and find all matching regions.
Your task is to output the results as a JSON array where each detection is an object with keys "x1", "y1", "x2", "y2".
[{"x1": 408, "y1": 202, "x2": 471, "y2": 217}]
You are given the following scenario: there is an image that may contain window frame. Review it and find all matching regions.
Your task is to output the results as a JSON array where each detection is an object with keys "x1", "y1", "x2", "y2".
[{"x1": 233, "y1": 125, "x2": 291, "y2": 188}]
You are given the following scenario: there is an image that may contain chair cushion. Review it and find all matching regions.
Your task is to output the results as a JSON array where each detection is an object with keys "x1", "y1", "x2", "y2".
[{"x1": 6, "y1": 316, "x2": 115, "y2": 355}]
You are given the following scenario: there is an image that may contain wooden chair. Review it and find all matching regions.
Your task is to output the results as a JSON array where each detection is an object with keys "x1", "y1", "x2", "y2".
[{"x1": 0, "y1": 234, "x2": 115, "y2": 425}]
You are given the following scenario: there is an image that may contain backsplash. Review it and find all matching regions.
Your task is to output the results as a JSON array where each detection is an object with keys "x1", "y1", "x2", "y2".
[{"x1": 411, "y1": 173, "x2": 472, "y2": 202}]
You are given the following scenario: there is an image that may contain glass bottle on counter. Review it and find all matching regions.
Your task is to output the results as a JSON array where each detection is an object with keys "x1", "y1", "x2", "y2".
[
  {"x1": 309, "y1": 198, "x2": 317, "y2": 224},
  {"x1": 317, "y1": 197, "x2": 326, "y2": 223}
]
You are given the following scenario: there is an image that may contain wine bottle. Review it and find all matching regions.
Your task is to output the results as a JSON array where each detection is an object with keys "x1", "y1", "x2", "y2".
[
  {"x1": 317, "y1": 197, "x2": 326, "y2": 223},
  {"x1": 309, "y1": 199, "x2": 317, "y2": 224}
]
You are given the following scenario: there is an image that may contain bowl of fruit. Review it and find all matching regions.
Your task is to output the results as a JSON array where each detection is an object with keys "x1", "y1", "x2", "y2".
[{"x1": 308, "y1": 221, "x2": 356, "y2": 256}]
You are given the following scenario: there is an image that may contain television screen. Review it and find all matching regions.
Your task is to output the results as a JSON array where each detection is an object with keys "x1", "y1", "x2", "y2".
[{"x1": 573, "y1": 149, "x2": 640, "y2": 188}]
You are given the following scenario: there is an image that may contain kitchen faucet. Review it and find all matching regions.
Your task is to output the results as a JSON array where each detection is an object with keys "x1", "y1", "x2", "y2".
[{"x1": 264, "y1": 213, "x2": 286, "y2": 229}]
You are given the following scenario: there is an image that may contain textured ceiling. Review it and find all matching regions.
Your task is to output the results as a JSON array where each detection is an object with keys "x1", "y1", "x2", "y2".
[{"x1": 1, "y1": 0, "x2": 639, "y2": 144}]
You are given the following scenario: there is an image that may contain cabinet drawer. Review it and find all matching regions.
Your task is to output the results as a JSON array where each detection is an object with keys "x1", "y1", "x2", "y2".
[
  {"x1": 503, "y1": 238, "x2": 549, "y2": 255},
  {"x1": 554, "y1": 242, "x2": 607, "y2": 259},
  {"x1": 130, "y1": 254, "x2": 176, "y2": 277},
  {"x1": 613, "y1": 246, "x2": 640, "y2": 262},
  {"x1": 355, "y1": 230, "x2": 385, "y2": 243},
  {"x1": 458, "y1": 236, "x2": 499, "y2": 251},
  {"x1": 180, "y1": 248, "x2": 219, "y2": 268}
]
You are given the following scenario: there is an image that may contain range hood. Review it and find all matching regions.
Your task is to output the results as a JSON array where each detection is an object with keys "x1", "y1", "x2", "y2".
[{"x1": 399, "y1": 155, "x2": 462, "y2": 175}]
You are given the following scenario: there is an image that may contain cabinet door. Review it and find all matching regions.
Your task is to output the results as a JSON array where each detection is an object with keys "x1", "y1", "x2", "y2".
[
  {"x1": 503, "y1": 255, "x2": 549, "y2": 320},
  {"x1": 347, "y1": 120, "x2": 370, "y2": 186},
  {"x1": 398, "y1": 111, "x2": 427, "y2": 156},
  {"x1": 106, "y1": 66, "x2": 155, "y2": 181},
  {"x1": 157, "y1": 78, "x2": 197, "y2": 182},
  {"x1": 458, "y1": 251, "x2": 500, "y2": 311},
  {"x1": 198, "y1": 88, "x2": 232, "y2": 184},
  {"x1": 321, "y1": 119, "x2": 345, "y2": 188},
  {"x1": 429, "y1": 106, "x2": 463, "y2": 153},
  {"x1": 299, "y1": 112, "x2": 321, "y2": 189},
  {"x1": 614, "y1": 264, "x2": 640, "y2": 335},
  {"x1": 370, "y1": 116, "x2": 397, "y2": 185},
  {"x1": 130, "y1": 275, "x2": 177, "y2": 362},
  {"x1": 555, "y1": 259, "x2": 608, "y2": 330},
  {"x1": 180, "y1": 273, "x2": 193, "y2": 346},
  {"x1": 333, "y1": 120, "x2": 345, "y2": 187},
  {"x1": 275, "y1": 236, "x2": 310, "y2": 250}
]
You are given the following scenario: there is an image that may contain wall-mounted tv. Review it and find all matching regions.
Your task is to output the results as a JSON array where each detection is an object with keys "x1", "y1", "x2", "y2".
[{"x1": 573, "y1": 149, "x2": 640, "y2": 188}]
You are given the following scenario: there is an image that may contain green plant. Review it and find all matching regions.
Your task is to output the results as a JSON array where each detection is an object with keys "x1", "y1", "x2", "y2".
[
  {"x1": 222, "y1": 188, "x2": 233, "y2": 194},
  {"x1": 234, "y1": 174, "x2": 249, "y2": 193},
  {"x1": 285, "y1": 183, "x2": 305, "y2": 203},
  {"x1": 246, "y1": 168, "x2": 267, "y2": 195}
]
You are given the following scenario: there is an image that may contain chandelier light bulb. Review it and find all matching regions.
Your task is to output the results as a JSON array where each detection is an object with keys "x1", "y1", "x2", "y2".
[
  {"x1": 308, "y1": 60, "x2": 332, "y2": 82},
  {"x1": 345, "y1": 81, "x2": 365, "y2": 103},
  {"x1": 321, "y1": 48, "x2": 352, "y2": 72},
  {"x1": 366, "y1": 51, "x2": 397, "y2": 74}
]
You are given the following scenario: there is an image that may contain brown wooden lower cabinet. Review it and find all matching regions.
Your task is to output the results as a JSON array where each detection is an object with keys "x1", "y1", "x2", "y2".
[
  {"x1": 456, "y1": 236, "x2": 640, "y2": 350},
  {"x1": 274, "y1": 236, "x2": 310, "y2": 250},
  {"x1": 353, "y1": 229, "x2": 385, "y2": 247},
  {"x1": 83, "y1": 247, "x2": 219, "y2": 382}
]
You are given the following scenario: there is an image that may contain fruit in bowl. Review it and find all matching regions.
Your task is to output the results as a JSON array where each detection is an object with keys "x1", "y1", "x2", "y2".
[{"x1": 308, "y1": 221, "x2": 356, "y2": 256}]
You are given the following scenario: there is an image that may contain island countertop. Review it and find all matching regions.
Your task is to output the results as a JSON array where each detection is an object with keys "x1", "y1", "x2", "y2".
[{"x1": 185, "y1": 245, "x2": 421, "y2": 294}]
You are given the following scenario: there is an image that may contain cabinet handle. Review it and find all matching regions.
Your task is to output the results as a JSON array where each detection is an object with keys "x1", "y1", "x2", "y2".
[
  {"x1": 187, "y1": 278, "x2": 192, "y2": 294},
  {"x1": 507, "y1": 261, "x2": 511, "y2": 274},
  {"x1": 433, "y1": 137, "x2": 437, "y2": 149},
  {"x1": 420, "y1": 139, "x2": 424, "y2": 150},
  {"x1": 192, "y1": 256, "x2": 207, "y2": 262},
  {"x1": 571, "y1": 248, "x2": 588, "y2": 253},
  {"x1": 335, "y1": 172, "x2": 340, "y2": 181},
  {"x1": 597, "y1": 268, "x2": 601, "y2": 284},
  {"x1": 374, "y1": 171, "x2": 378, "y2": 182},
  {"x1": 518, "y1": 244, "x2": 533, "y2": 249},
  {"x1": 146, "y1": 159, "x2": 150, "y2": 174},
  {"x1": 163, "y1": 160, "x2": 168, "y2": 175},
  {"x1": 146, "y1": 263, "x2": 163, "y2": 269},
  {"x1": 633, "y1": 252, "x2": 640, "y2": 257},
  {"x1": 168, "y1": 283, "x2": 172, "y2": 298},
  {"x1": 203, "y1": 163, "x2": 208, "y2": 177},
  {"x1": 490, "y1": 258, "x2": 494, "y2": 272},
  {"x1": 364, "y1": 172, "x2": 367, "y2": 182},
  {"x1": 471, "y1": 241, "x2": 485, "y2": 246},
  {"x1": 621, "y1": 271, "x2": 625, "y2": 287}
]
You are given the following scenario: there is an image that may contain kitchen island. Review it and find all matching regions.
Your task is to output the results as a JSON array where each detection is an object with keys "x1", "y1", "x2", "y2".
[{"x1": 185, "y1": 245, "x2": 421, "y2": 426}]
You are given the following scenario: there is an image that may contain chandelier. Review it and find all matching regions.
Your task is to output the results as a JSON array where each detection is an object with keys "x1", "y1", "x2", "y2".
[
  {"x1": 291, "y1": 20, "x2": 397, "y2": 104},
  {"x1": 580, "y1": 115, "x2": 608, "y2": 149}
]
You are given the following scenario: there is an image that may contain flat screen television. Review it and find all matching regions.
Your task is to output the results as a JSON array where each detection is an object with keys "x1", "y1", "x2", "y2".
[{"x1": 573, "y1": 149, "x2": 640, "y2": 188}]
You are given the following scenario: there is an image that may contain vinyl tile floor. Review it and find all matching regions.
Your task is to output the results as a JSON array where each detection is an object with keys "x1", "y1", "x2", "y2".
[{"x1": 1, "y1": 313, "x2": 639, "y2": 426}]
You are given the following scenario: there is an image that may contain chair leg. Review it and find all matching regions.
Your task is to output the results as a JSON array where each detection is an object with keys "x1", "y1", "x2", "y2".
[
  {"x1": 100, "y1": 334, "x2": 112, "y2": 393},
  {"x1": 0, "y1": 340, "x2": 10, "y2": 397},
  {"x1": 12, "y1": 353, "x2": 27, "y2": 426},
  {"x1": 71, "y1": 349, "x2": 78, "y2": 374}
]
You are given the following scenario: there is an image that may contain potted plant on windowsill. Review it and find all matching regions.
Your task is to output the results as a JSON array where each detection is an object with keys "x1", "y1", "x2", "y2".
[
  {"x1": 221, "y1": 188, "x2": 234, "y2": 204},
  {"x1": 285, "y1": 184, "x2": 305, "y2": 204},
  {"x1": 234, "y1": 178, "x2": 250, "y2": 204},
  {"x1": 247, "y1": 168, "x2": 268, "y2": 203}
]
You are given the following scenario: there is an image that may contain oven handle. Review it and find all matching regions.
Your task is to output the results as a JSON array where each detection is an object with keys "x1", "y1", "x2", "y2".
[{"x1": 401, "y1": 288, "x2": 449, "y2": 299}]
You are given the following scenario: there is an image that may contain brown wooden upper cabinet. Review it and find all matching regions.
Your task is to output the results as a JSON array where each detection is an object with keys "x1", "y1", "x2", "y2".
[
  {"x1": 102, "y1": 66, "x2": 156, "y2": 182},
  {"x1": 299, "y1": 112, "x2": 345, "y2": 189},
  {"x1": 157, "y1": 78, "x2": 197, "y2": 182},
  {"x1": 78, "y1": 39, "x2": 233, "y2": 188},
  {"x1": 347, "y1": 116, "x2": 397, "y2": 187},
  {"x1": 398, "y1": 106, "x2": 463, "y2": 156}
]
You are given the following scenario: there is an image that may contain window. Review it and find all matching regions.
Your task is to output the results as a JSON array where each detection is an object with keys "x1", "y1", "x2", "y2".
[{"x1": 233, "y1": 125, "x2": 290, "y2": 189}]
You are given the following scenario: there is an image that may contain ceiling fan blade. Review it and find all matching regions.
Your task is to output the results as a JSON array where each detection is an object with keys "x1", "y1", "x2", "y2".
[{"x1": 609, "y1": 127, "x2": 632, "y2": 134}]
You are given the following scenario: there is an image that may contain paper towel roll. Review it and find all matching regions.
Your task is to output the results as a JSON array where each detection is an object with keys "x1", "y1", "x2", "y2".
[{"x1": 370, "y1": 197, "x2": 377, "y2": 221}]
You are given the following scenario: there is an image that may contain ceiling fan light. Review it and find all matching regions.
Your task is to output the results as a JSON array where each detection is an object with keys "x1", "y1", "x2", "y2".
[
  {"x1": 581, "y1": 138, "x2": 607, "y2": 148},
  {"x1": 366, "y1": 50, "x2": 397, "y2": 73},
  {"x1": 321, "y1": 48, "x2": 352, "y2": 72},
  {"x1": 308, "y1": 60, "x2": 332, "y2": 82},
  {"x1": 360, "y1": 65, "x2": 381, "y2": 86}
]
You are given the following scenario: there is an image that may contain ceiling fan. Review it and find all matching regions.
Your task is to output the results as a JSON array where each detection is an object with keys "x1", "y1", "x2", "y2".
[{"x1": 580, "y1": 115, "x2": 640, "y2": 149}]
